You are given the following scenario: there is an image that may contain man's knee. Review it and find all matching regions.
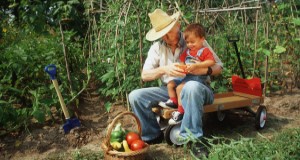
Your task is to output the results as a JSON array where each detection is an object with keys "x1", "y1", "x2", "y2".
[
  {"x1": 128, "y1": 89, "x2": 141, "y2": 103},
  {"x1": 182, "y1": 81, "x2": 203, "y2": 93}
]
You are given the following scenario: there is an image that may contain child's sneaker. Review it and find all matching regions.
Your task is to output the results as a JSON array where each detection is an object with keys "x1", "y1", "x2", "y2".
[
  {"x1": 168, "y1": 111, "x2": 183, "y2": 125},
  {"x1": 159, "y1": 99, "x2": 177, "y2": 109}
]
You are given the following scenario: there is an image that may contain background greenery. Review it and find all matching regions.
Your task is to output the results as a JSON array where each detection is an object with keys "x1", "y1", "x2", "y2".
[{"x1": 0, "y1": 0, "x2": 299, "y2": 137}]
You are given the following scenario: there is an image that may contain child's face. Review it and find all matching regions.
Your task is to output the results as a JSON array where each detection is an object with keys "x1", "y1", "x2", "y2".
[{"x1": 185, "y1": 34, "x2": 205, "y2": 52}]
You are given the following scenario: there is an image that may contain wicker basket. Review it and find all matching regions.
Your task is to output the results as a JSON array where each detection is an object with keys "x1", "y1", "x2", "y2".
[{"x1": 101, "y1": 111, "x2": 149, "y2": 160}]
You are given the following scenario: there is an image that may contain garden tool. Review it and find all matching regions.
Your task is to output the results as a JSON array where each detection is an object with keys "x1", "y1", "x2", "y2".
[{"x1": 45, "y1": 64, "x2": 80, "y2": 133}]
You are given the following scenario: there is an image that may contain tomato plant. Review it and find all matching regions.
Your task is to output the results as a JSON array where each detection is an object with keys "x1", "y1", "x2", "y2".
[
  {"x1": 130, "y1": 139, "x2": 145, "y2": 151},
  {"x1": 125, "y1": 132, "x2": 140, "y2": 145}
]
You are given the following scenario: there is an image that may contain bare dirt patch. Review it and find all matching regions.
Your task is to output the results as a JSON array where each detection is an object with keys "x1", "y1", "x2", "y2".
[{"x1": 1, "y1": 89, "x2": 300, "y2": 160}]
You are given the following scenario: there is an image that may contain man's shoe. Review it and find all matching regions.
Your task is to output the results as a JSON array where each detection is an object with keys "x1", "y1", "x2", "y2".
[
  {"x1": 159, "y1": 99, "x2": 177, "y2": 109},
  {"x1": 168, "y1": 111, "x2": 183, "y2": 125},
  {"x1": 144, "y1": 132, "x2": 164, "y2": 145}
]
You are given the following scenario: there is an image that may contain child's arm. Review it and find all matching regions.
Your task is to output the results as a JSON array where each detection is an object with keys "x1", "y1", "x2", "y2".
[
  {"x1": 188, "y1": 60, "x2": 214, "y2": 73},
  {"x1": 194, "y1": 59, "x2": 215, "y2": 68}
]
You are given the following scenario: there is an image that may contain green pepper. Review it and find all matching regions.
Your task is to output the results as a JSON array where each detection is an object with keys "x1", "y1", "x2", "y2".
[
  {"x1": 110, "y1": 130, "x2": 125, "y2": 142},
  {"x1": 110, "y1": 123, "x2": 125, "y2": 143}
]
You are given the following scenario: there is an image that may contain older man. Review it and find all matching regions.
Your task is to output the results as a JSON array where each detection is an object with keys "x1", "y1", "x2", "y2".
[{"x1": 128, "y1": 8, "x2": 223, "y2": 155}]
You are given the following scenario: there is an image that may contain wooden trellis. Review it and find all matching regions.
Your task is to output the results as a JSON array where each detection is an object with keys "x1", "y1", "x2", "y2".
[{"x1": 189, "y1": 0, "x2": 269, "y2": 94}]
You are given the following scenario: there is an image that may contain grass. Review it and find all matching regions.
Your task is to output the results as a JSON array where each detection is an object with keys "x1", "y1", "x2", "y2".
[
  {"x1": 203, "y1": 128, "x2": 300, "y2": 160},
  {"x1": 44, "y1": 128, "x2": 300, "y2": 160}
]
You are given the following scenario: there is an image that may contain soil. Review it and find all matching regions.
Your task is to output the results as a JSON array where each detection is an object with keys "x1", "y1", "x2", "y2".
[{"x1": 1, "y1": 88, "x2": 300, "y2": 160}]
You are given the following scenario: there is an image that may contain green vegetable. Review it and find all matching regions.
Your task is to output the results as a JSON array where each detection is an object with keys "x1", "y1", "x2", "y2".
[{"x1": 110, "y1": 123, "x2": 125, "y2": 143}]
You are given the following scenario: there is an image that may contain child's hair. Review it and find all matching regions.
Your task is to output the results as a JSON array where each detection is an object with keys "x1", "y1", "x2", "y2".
[{"x1": 184, "y1": 23, "x2": 206, "y2": 40}]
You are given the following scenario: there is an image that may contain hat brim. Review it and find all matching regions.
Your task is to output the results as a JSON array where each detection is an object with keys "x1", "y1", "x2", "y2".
[{"x1": 146, "y1": 11, "x2": 180, "y2": 41}]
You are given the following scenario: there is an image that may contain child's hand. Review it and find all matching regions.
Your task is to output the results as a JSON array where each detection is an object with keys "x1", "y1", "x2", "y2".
[
  {"x1": 186, "y1": 60, "x2": 202, "y2": 73},
  {"x1": 186, "y1": 63, "x2": 198, "y2": 73}
]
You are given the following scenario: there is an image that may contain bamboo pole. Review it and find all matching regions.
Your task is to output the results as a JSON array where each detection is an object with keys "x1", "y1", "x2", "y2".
[
  {"x1": 113, "y1": 2, "x2": 126, "y2": 102},
  {"x1": 263, "y1": 22, "x2": 269, "y2": 96},
  {"x1": 252, "y1": 1, "x2": 260, "y2": 77},
  {"x1": 242, "y1": 5, "x2": 247, "y2": 48},
  {"x1": 133, "y1": 4, "x2": 144, "y2": 87},
  {"x1": 197, "y1": 6, "x2": 261, "y2": 13},
  {"x1": 123, "y1": 0, "x2": 132, "y2": 110},
  {"x1": 59, "y1": 21, "x2": 73, "y2": 96},
  {"x1": 175, "y1": 2, "x2": 190, "y2": 25}
]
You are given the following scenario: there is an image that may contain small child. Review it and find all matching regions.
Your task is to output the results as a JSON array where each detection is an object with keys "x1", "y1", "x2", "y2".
[{"x1": 159, "y1": 23, "x2": 215, "y2": 125}]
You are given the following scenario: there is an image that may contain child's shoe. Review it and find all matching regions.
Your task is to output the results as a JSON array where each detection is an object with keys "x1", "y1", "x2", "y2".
[
  {"x1": 158, "y1": 99, "x2": 177, "y2": 109},
  {"x1": 168, "y1": 111, "x2": 183, "y2": 125}
]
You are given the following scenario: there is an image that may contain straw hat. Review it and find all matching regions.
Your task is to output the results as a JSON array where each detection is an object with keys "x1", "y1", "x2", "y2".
[{"x1": 146, "y1": 9, "x2": 180, "y2": 41}]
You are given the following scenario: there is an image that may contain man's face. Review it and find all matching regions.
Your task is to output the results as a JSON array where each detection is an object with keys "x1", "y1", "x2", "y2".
[{"x1": 162, "y1": 24, "x2": 180, "y2": 46}]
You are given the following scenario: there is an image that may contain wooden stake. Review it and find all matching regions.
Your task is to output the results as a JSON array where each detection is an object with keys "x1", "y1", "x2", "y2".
[
  {"x1": 197, "y1": 6, "x2": 261, "y2": 13},
  {"x1": 59, "y1": 21, "x2": 73, "y2": 95}
]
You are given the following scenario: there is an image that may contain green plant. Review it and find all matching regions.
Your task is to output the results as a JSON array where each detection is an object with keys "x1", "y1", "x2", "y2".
[
  {"x1": 1, "y1": 0, "x2": 299, "y2": 135},
  {"x1": 204, "y1": 128, "x2": 300, "y2": 160},
  {"x1": 0, "y1": 20, "x2": 85, "y2": 132}
]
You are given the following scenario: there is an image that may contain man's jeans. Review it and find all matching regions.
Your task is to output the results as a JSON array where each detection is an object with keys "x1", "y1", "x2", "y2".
[{"x1": 128, "y1": 81, "x2": 214, "y2": 141}]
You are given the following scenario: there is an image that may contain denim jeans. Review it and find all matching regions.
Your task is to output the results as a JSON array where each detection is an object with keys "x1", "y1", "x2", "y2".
[{"x1": 128, "y1": 81, "x2": 214, "y2": 141}]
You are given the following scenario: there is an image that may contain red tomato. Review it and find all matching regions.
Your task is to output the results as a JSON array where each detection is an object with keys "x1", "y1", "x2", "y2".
[
  {"x1": 130, "y1": 139, "x2": 145, "y2": 151},
  {"x1": 125, "y1": 132, "x2": 140, "y2": 145}
]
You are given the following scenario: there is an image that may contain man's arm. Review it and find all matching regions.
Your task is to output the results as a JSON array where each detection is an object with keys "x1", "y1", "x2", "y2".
[
  {"x1": 211, "y1": 64, "x2": 223, "y2": 76},
  {"x1": 141, "y1": 67, "x2": 166, "y2": 82}
]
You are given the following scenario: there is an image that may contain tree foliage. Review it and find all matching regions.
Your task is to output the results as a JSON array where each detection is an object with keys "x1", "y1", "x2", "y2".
[{"x1": 0, "y1": 0, "x2": 299, "y2": 133}]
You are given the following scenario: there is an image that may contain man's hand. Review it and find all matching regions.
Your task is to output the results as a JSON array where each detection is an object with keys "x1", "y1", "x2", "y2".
[{"x1": 164, "y1": 63, "x2": 186, "y2": 77}]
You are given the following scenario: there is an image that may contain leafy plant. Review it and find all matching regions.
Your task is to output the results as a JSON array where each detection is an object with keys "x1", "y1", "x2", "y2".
[
  {"x1": 205, "y1": 128, "x2": 300, "y2": 159},
  {"x1": 1, "y1": 0, "x2": 299, "y2": 133}
]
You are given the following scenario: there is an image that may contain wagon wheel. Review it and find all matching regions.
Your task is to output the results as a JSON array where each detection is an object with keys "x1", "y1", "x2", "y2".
[
  {"x1": 165, "y1": 124, "x2": 185, "y2": 146},
  {"x1": 216, "y1": 110, "x2": 226, "y2": 122},
  {"x1": 255, "y1": 105, "x2": 267, "y2": 129}
]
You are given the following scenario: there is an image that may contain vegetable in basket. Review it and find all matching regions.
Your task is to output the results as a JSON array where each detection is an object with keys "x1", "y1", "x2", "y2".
[
  {"x1": 130, "y1": 139, "x2": 145, "y2": 151},
  {"x1": 110, "y1": 141, "x2": 122, "y2": 150},
  {"x1": 125, "y1": 132, "x2": 140, "y2": 145},
  {"x1": 110, "y1": 123, "x2": 125, "y2": 143},
  {"x1": 123, "y1": 140, "x2": 132, "y2": 152}
]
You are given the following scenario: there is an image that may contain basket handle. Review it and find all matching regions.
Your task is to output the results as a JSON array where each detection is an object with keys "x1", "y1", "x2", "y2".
[{"x1": 104, "y1": 111, "x2": 142, "y2": 151}]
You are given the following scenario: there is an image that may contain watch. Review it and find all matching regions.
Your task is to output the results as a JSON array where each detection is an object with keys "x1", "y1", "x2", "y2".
[{"x1": 206, "y1": 67, "x2": 212, "y2": 76}]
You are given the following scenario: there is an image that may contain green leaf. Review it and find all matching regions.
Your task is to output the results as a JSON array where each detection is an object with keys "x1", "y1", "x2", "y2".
[
  {"x1": 262, "y1": 49, "x2": 271, "y2": 56},
  {"x1": 210, "y1": 81, "x2": 216, "y2": 89},
  {"x1": 31, "y1": 108, "x2": 45, "y2": 123},
  {"x1": 0, "y1": 100, "x2": 8, "y2": 104},
  {"x1": 273, "y1": 46, "x2": 286, "y2": 54},
  {"x1": 104, "y1": 102, "x2": 112, "y2": 112},
  {"x1": 100, "y1": 70, "x2": 115, "y2": 83},
  {"x1": 292, "y1": 18, "x2": 300, "y2": 26}
]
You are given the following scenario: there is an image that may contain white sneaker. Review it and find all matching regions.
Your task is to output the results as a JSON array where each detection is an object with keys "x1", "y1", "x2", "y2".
[{"x1": 168, "y1": 111, "x2": 184, "y2": 125}]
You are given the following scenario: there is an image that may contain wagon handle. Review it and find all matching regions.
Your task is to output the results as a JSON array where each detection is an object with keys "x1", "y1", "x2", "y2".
[{"x1": 227, "y1": 35, "x2": 246, "y2": 79}]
